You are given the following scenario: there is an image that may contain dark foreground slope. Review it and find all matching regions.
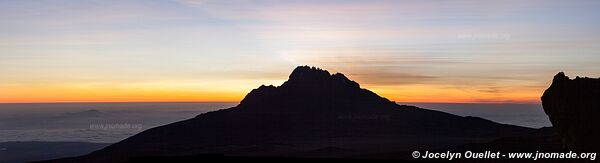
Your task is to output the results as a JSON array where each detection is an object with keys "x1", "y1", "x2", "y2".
[
  {"x1": 0, "y1": 141, "x2": 108, "y2": 163},
  {"x1": 47, "y1": 66, "x2": 535, "y2": 162},
  {"x1": 542, "y1": 72, "x2": 600, "y2": 152}
]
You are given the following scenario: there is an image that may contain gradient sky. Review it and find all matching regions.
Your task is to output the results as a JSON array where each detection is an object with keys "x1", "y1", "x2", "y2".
[{"x1": 1, "y1": 0, "x2": 600, "y2": 103}]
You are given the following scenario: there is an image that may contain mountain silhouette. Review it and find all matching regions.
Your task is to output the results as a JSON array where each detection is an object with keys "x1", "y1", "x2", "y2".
[
  {"x1": 542, "y1": 72, "x2": 600, "y2": 151},
  {"x1": 47, "y1": 66, "x2": 535, "y2": 162}
]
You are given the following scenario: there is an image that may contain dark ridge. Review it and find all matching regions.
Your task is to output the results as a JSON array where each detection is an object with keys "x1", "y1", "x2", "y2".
[{"x1": 44, "y1": 66, "x2": 535, "y2": 163}]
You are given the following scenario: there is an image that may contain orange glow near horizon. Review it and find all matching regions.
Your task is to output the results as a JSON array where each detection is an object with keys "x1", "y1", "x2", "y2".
[
  {"x1": 0, "y1": 81, "x2": 257, "y2": 103},
  {"x1": 369, "y1": 85, "x2": 543, "y2": 104},
  {"x1": 2, "y1": 1, "x2": 598, "y2": 104},
  {"x1": 0, "y1": 81, "x2": 544, "y2": 104},
  {"x1": 0, "y1": 87, "x2": 244, "y2": 103}
]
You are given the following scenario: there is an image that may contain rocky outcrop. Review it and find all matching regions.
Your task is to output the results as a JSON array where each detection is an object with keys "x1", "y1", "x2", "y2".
[{"x1": 541, "y1": 72, "x2": 600, "y2": 151}]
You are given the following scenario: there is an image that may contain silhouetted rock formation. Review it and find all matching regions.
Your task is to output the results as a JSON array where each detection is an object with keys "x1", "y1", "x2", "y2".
[
  {"x1": 47, "y1": 66, "x2": 535, "y2": 162},
  {"x1": 542, "y1": 72, "x2": 600, "y2": 151}
]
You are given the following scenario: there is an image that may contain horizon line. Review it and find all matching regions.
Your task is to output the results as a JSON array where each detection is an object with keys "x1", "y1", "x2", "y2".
[{"x1": 0, "y1": 101, "x2": 541, "y2": 105}]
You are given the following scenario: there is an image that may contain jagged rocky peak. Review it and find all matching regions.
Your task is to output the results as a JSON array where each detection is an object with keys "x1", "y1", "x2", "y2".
[
  {"x1": 288, "y1": 66, "x2": 331, "y2": 82},
  {"x1": 284, "y1": 66, "x2": 359, "y2": 88},
  {"x1": 552, "y1": 72, "x2": 569, "y2": 82},
  {"x1": 238, "y1": 66, "x2": 383, "y2": 109},
  {"x1": 541, "y1": 72, "x2": 600, "y2": 151}
]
